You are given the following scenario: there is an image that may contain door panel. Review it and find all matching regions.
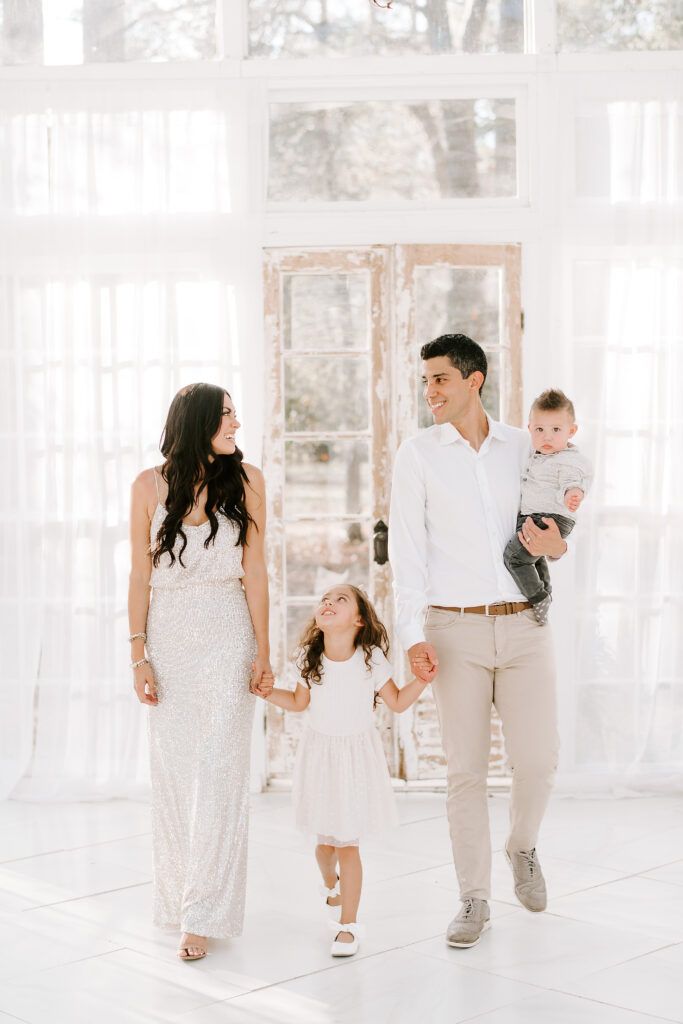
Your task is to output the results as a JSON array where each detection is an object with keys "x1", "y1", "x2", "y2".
[{"x1": 264, "y1": 244, "x2": 522, "y2": 783}]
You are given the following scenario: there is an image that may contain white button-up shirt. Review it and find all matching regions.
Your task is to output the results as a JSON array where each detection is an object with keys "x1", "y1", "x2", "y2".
[{"x1": 388, "y1": 417, "x2": 532, "y2": 650}]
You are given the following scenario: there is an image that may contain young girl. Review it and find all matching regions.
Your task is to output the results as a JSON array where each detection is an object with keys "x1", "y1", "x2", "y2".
[{"x1": 260, "y1": 584, "x2": 435, "y2": 958}]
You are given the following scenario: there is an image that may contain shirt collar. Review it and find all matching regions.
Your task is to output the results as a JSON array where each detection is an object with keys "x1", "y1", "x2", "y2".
[{"x1": 438, "y1": 415, "x2": 508, "y2": 447}]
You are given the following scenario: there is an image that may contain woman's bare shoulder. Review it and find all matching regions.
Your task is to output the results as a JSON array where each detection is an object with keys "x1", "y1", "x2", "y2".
[
  {"x1": 131, "y1": 467, "x2": 163, "y2": 514},
  {"x1": 242, "y1": 463, "x2": 265, "y2": 488}
]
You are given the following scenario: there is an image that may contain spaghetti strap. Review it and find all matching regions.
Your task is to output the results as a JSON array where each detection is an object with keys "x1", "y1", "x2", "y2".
[{"x1": 153, "y1": 467, "x2": 161, "y2": 504}]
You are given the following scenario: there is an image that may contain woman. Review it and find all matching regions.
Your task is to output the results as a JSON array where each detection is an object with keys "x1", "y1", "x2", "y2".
[{"x1": 128, "y1": 383, "x2": 271, "y2": 961}]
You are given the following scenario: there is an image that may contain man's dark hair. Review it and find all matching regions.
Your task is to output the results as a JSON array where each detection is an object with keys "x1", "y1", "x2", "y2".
[
  {"x1": 420, "y1": 334, "x2": 487, "y2": 393},
  {"x1": 530, "y1": 388, "x2": 576, "y2": 420}
]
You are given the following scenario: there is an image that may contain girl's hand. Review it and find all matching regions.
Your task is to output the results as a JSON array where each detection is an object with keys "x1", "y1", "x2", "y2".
[
  {"x1": 408, "y1": 641, "x2": 438, "y2": 682},
  {"x1": 134, "y1": 663, "x2": 158, "y2": 706},
  {"x1": 250, "y1": 655, "x2": 274, "y2": 697},
  {"x1": 253, "y1": 669, "x2": 275, "y2": 700}
]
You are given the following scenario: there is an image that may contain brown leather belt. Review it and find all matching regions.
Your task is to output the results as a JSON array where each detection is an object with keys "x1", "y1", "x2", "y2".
[{"x1": 431, "y1": 601, "x2": 531, "y2": 616}]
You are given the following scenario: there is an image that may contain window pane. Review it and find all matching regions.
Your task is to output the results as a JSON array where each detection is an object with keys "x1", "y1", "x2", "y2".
[
  {"x1": 578, "y1": 603, "x2": 636, "y2": 683},
  {"x1": 413, "y1": 264, "x2": 504, "y2": 428},
  {"x1": 285, "y1": 521, "x2": 370, "y2": 597},
  {"x1": 269, "y1": 100, "x2": 517, "y2": 202},
  {"x1": 575, "y1": 101, "x2": 683, "y2": 202},
  {"x1": 558, "y1": 1, "x2": 683, "y2": 52},
  {"x1": 1, "y1": 0, "x2": 216, "y2": 65},
  {"x1": 249, "y1": 0, "x2": 524, "y2": 58},
  {"x1": 415, "y1": 267, "x2": 502, "y2": 348},
  {"x1": 284, "y1": 273, "x2": 369, "y2": 351},
  {"x1": 284, "y1": 355, "x2": 369, "y2": 432},
  {"x1": 286, "y1": 603, "x2": 315, "y2": 662},
  {"x1": 285, "y1": 440, "x2": 370, "y2": 517},
  {"x1": 1, "y1": 109, "x2": 230, "y2": 216}
]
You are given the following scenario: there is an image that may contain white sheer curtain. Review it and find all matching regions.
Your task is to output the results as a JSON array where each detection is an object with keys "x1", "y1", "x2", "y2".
[
  {"x1": 560, "y1": 86, "x2": 683, "y2": 788},
  {"x1": 0, "y1": 81, "x2": 262, "y2": 799}
]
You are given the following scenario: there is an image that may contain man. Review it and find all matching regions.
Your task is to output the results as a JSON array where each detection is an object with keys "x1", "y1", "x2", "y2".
[{"x1": 388, "y1": 334, "x2": 564, "y2": 948}]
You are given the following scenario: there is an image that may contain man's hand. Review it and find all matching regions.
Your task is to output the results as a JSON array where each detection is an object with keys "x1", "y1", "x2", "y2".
[
  {"x1": 564, "y1": 488, "x2": 584, "y2": 513},
  {"x1": 408, "y1": 641, "x2": 439, "y2": 683},
  {"x1": 518, "y1": 516, "x2": 567, "y2": 559}
]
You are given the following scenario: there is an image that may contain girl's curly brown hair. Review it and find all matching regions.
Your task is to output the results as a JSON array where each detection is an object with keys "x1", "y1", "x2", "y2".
[{"x1": 297, "y1": 585, "x2": 389, "y2": 688}]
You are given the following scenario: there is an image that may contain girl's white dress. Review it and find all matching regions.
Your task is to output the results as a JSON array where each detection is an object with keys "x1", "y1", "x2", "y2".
[{"x1": 292, "y1": 646, "x2": 399, "y2": 845}]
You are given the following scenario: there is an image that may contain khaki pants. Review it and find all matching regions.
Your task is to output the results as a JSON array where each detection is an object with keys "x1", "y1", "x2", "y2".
[{"x1": 425, "y1": 607, "x2": 559, "y2": 901}]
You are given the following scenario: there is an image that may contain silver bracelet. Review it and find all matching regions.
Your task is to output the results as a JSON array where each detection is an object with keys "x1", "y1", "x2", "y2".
[
  {"x1": 129, "y1": 632, "x2": 147, "y2": 642},
  {"x1": 131, "y1": 657, "x2": 150, "y2": 670}
]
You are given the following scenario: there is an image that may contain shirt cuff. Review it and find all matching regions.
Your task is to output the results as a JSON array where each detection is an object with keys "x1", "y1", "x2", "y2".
[{"x1": 400, "y1": 622, "x2": 427, "y2": 651}]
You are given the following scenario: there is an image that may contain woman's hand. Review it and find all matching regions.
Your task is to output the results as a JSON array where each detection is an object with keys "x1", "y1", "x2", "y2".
[
  {"x1": 250, "y1": 655, "x2": 274, "y2": 697},
  {"x1": 134, "y1": 662, "x2": 158, "y2": 706}
]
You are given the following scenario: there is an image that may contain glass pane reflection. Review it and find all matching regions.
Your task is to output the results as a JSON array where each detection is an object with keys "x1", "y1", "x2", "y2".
[
  {"x1": 415, "y1": 266, "x2": 501, "y2": 349},
  {"x1": 284, "y1": 355, "x2": 369, "y2": 432},
  {"x1": 285, "y1": 520, "x2": 369, "y2": 597},
  {"x1": 284, "y1": 273, "x2": 368, "y2": 351},
  {"x1": 285, "y1": 439, "x2": 370, "y2": 517}
]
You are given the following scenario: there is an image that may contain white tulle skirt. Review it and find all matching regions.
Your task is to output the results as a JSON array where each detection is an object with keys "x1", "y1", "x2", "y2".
[{"x1": 292, "y1": 725, "x2": 399, "y2": 845}]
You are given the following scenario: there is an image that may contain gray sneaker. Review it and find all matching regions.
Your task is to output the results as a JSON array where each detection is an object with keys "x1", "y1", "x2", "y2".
[
  {"x1": 446, "y1": 898, "x2": 490, "y2": 948},
  {"x1": 505, "y1": 846, "x2": 547, "y2": 912}
]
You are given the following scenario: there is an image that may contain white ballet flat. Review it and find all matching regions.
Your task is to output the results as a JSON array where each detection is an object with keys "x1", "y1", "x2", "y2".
[
  {"x1": 330, "y1": 921, "x2": 362, "y2": 957},
  {"x1": 320, "y1": 877, "x2": 340, "y2": 910}
]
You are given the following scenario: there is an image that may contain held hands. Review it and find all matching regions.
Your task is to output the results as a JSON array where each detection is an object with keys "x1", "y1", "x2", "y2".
[
  {"x1": 249, "y1": 655, "x2": 274, "y2": 697},
  {"x1": 408, "y1": 641, "x2": 439, "y2": 683},
  {"x1": 518, "y1": 516, "x2": 567, "y2": 559},
  {"x1": 564, "y1": 487, "x2": 584, "y2": 513},
  {"x1": 134, "y1": 663, "x2": 158, "y2": 706}
]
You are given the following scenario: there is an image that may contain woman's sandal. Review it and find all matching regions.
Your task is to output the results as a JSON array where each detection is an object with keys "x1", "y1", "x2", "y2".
[{"x1": 177, "y1": 936, "x2": 207, "y2": 961}]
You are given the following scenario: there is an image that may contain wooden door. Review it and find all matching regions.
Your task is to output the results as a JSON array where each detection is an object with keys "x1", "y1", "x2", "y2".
[{"x1": 263, "y1": 244, "x2": 522, "y2": 783}]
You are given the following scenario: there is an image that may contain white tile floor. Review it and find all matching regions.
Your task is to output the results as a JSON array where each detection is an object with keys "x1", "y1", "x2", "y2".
[{"x1": 1, "y1": 793, "x2": 682, "y2": 1024}]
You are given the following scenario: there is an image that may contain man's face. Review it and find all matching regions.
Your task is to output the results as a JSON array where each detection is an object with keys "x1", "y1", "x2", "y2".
[
  {"x1": 528, "y1": 409, "x2": 577, "y2": 454},
  {"x1": 421, "y1": 356, "x2": 480, "y2": 425}
]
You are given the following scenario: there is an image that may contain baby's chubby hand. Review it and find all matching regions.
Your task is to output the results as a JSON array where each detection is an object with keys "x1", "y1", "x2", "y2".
[{"x1": 564, "y1": 487, "x2": 584, "y2": 513}]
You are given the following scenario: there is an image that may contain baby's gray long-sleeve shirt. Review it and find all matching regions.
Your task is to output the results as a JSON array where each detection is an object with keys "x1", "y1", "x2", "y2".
[{"x1": 519, "y1": 444, "x2": 593, "y2": 520}]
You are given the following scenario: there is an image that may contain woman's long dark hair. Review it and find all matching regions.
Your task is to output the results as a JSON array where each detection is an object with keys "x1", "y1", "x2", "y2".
[
  {"x1": 152, "y1": 383, "x2": 253, "y2": 567},
  {"x1": 297, "y1": 585, "x2": 389, "y2": 688}
]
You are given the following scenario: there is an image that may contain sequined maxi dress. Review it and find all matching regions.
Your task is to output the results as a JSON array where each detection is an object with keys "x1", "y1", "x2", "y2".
[{"x1": 146, "y1": 487, "x2": 256, "y2": 938}]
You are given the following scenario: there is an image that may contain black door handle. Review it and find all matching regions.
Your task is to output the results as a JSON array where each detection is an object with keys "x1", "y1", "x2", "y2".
[{"x1": 373, "y1": 519, "x2": 388, "y2": 565}]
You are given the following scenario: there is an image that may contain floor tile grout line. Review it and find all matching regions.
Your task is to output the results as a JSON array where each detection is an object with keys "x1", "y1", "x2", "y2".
[
  {"x1": 21, "y1": 880, "x2": 151, "y2": 912},
  {"x1": 113, "y1": 934, "x2": 457, "y2": 1016},
  {"x1": 176, "y1": 940, "x2": 447, "y2": 1016},
  {"x1": 549, "y1": 864, "x2": 683, "y2": 900},
  {"x1": 404, "y1": 919, "x2": 681, "y2": 987},
  {"x1": 456, "y1": 986, "x2": 681, "y2": 1024},
  {"x1": 524, "y1": 906, "x2": 683, "y2": 946},
  {"x1": 541, "y1": 982, "x2": 682, "y2": 1024},
  {"x1": 541, "y1": 853, "x2": 683, "y2": 876},
  {"x1": 0, "y1": 831, "x2": 153, "y2": 866},
  {"x1": 175, "y1": 937, "x2": 561, "y2": 1020},
  {"x1": 0, "y1": 1009, "x2": 30, "y2": 1024}
]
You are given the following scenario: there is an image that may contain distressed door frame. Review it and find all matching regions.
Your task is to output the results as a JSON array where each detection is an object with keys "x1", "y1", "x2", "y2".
[
  {"x1": 263, "y1": 246, "x2": 394, "y2": 779},
  {"x1": 394, "y1": 243, "x2": 523, "y2": 782},
  {"x1": 263, "y1": 243, "x2": 523, "y2": 785}
]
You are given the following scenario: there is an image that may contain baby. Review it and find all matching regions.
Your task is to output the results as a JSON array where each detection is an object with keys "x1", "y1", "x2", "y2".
[{"x1": 504, "y1": 388, "x2": 592, "y2": 625}]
